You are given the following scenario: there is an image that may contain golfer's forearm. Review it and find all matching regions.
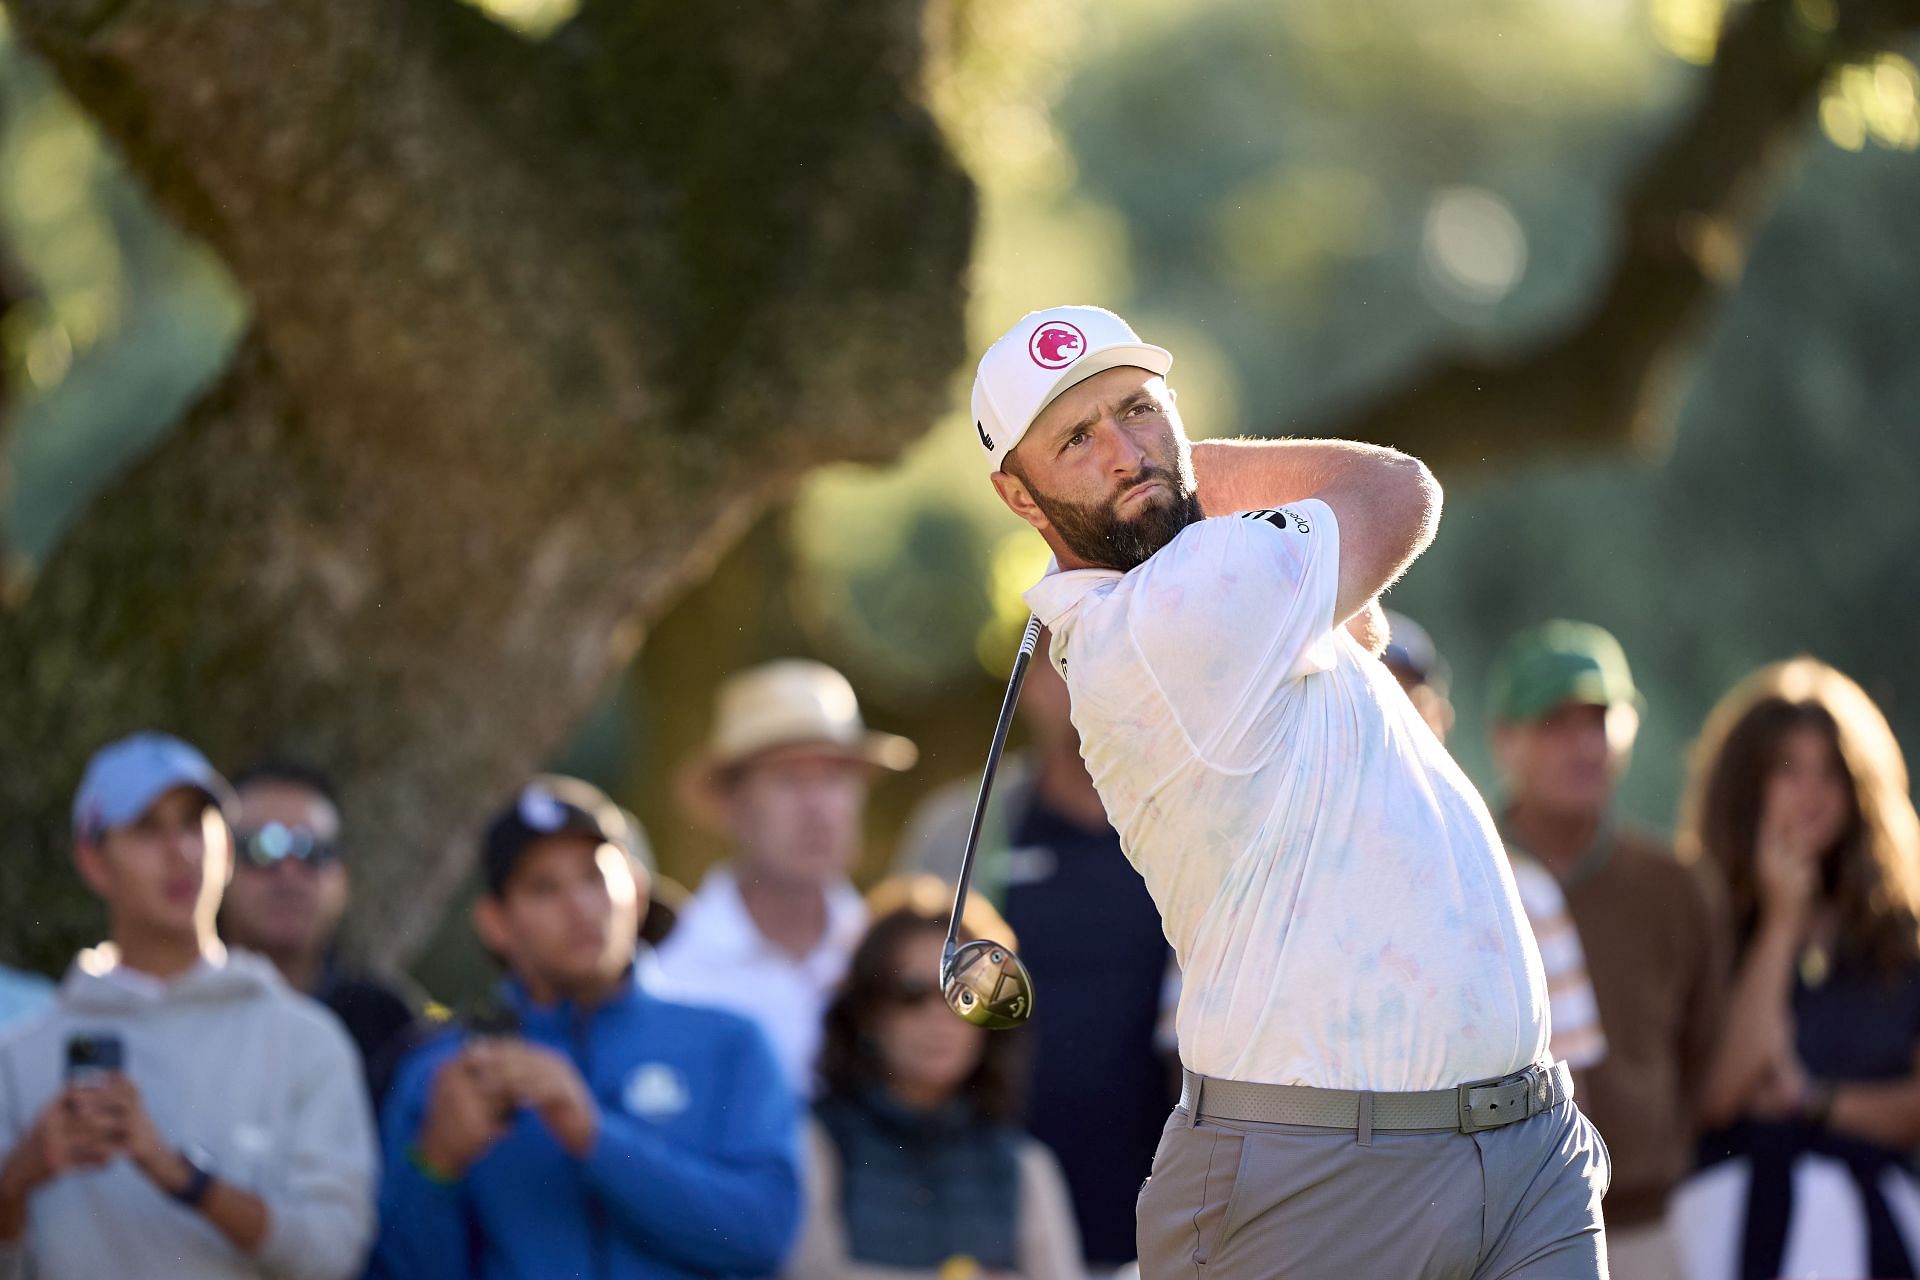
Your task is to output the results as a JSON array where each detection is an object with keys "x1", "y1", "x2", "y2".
[
  {"x1": 1192, "y1": 438, "x2": 1412, "y2": 518},
  {"x1": 1194, "y1": 437, "x2": 1441, "y2": 623}
]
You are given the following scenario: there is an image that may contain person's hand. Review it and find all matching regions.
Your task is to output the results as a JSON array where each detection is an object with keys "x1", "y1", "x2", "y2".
[
  {"x1": 1748, "y1": 1054, "x2": 1812, "y2": 1121},
  {"x1": 1755, "y1": 799, "x2": 1822, "y2": 925},
  {"x1": 0, "y1": 1088, "x2": 114, "y2": 1198},
  {"x1": 414, "y1": 1044, "x2": 516, "y2": 1178},
  {"x1": 75, "y1": 1074, "x2": 183, "y2": 1191},
  {"x1": 493, "y1": 1043, "x2": 600, "y2": 1158}
]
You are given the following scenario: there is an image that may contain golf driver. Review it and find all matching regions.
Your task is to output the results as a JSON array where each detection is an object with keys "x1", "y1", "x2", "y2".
[{"x1": 939, "y1": 614, "x2": 1043, "y2": 1030}]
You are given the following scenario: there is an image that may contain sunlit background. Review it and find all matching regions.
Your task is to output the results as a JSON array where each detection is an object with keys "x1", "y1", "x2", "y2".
[{"x1": 4, "y1": 0, "x2": 1917, "y2": 998}]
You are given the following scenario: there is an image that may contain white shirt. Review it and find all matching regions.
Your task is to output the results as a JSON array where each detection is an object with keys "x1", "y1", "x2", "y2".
[
  {"x1": 649, "y1": 864, "x2": 867, "y2": 1096},
  {"x1": 1025, "y1": 502, "x2": 1548, "y2": 1091}
]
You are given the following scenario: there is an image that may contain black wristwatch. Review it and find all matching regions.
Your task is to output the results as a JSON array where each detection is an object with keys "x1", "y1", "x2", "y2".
[{"x1": 168, "y1": 1147, "x2": 215, "y2": 1208}]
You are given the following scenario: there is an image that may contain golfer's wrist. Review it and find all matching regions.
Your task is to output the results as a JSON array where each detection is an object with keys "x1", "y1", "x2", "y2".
[{"x1": 1190, "y1": 439, "x2": 1279, "y2": 516}]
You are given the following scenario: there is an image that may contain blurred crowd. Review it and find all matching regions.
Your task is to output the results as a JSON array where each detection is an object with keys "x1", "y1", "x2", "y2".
[{"x1": 2, "y1": 615, "x2": 1918, "y2": 1280}]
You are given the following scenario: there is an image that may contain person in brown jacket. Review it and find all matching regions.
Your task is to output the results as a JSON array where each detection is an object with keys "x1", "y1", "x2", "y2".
[{"x1": 1489, "y1": 621, "x2": 1728, "y2": 1280}]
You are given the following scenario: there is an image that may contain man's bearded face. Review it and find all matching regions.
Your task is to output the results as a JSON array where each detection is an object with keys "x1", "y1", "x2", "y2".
[{"x1": 1019, "y1": 455, "x2": 1203, "y2": 572}]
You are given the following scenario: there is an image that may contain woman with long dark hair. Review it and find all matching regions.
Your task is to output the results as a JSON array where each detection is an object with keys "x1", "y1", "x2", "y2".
[
  {"x1": 784, "y1": 877, "x2": 1081, "y2": 1280},
  {"x1": 1675, "y1": 658, "x2": 1920, "y2": 1279}
]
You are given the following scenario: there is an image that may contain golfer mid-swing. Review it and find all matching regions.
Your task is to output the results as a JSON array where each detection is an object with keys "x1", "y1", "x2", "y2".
[{"x1": 975, "y1": 307, "x2": 1609, "y2": 1279}]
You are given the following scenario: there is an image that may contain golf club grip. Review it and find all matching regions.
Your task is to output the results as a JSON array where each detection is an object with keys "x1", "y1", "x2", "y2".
[{"x1": 945, "y1": 614, "x2": 1045, "y2": 952}]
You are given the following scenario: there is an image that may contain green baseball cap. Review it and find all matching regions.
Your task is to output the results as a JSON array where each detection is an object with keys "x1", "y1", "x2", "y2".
[{"x1": 1487, "y1": 620, "x2": 1641, "y2": 724}]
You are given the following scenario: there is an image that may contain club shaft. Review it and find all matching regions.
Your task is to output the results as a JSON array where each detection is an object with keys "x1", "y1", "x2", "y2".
[{"x1": 944, "y1": 614, "x2": 1046, "y2": 958}]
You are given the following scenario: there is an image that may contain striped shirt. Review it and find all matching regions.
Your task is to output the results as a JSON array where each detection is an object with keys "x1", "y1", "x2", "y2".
[{"x1": 1508, "y1": 853, "x2": 1608, "y2": 1069}]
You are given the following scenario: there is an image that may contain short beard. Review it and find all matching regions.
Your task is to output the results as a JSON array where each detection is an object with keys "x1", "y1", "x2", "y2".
[{"x1": 1017, "y1": 461, "x2": 1204, "y2": 572}]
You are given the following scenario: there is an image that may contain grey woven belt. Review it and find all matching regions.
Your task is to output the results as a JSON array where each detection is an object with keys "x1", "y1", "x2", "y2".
[{"x1": 1179, "y1": 1061, "x2": 1572, "y2": 1136}]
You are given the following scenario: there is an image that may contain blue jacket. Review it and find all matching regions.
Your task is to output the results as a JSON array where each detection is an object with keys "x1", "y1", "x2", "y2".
[{"x1": 373, "y1": 973, "x2": 801, "y2": 1279}]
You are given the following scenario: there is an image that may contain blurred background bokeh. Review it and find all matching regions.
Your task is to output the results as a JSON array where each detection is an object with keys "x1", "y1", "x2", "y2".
[{"x1": 3, "y1": 0, "x2": 1916, "y2": 1004}]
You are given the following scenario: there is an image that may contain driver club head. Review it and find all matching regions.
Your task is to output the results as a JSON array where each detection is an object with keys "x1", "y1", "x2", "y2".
[{"x1": 940, "y1": 937, "x2": 1035, "y2": 1029}]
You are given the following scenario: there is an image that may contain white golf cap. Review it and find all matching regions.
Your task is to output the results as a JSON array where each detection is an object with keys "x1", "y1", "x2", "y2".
[{"x1": 970, "y1": 305, "x2": 1172, "y2": 473}]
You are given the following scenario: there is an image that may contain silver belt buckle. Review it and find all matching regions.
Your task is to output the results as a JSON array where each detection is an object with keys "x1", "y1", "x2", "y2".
[{"x1": 1457, "y1": 1068, "x2": 1536, "y2": 1133}]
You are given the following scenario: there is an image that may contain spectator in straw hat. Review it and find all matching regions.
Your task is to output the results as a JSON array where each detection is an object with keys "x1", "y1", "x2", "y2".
[{"x1": 651, "y1": 660, "x2": 916, "y2": 1096}]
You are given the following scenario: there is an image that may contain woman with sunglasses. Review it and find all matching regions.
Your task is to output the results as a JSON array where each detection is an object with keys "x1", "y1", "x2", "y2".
[
  {"x1": 785, "y1": 877, "x2": 1082, "y2": 1280},
  {"x1": 1674, "y1": 659, "x2": 1920, "y2": 1279}
]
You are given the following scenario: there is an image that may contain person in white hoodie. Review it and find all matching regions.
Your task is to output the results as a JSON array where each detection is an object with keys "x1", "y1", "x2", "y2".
[{"x1": 0, "y1": 732, "x2": 377, "y2": 1280}]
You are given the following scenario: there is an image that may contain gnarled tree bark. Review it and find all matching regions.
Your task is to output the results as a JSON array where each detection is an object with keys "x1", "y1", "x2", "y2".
[{"x1": 0, "y1": 0, "x2": 973, "y2": 971}]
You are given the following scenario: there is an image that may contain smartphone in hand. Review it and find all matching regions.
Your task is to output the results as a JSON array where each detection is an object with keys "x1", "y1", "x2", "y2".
[
  {"x1": 464, "y1": 1006, "x2": 521, "y2": 1122},
  {"x1": 65, "y1": 1032, "x2": 124, "y2": 1087},
  {"x1": 466, "y1": 1007, "x2": 521, "y2": 1040}
]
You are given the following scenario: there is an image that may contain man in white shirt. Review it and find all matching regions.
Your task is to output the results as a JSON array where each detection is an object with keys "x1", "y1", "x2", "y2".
[
  {"x1": 972, "y1": 306, "x2": 1610, "y2": 1278},
  {"x1": 651, "y1": 660, "x2": 916, "y2": 1096}
]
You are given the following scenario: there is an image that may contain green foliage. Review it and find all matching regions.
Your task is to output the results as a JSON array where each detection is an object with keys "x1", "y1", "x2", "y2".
[
  {"x1": 789, "y1": 0, "x2": 1920, "y2": 835},
  {"x1": 1057, "y1": 0, "x2": 1675, "y2": 428},
  {"x1": 787, "y1": 0, "x2": 1673, "y2": 689},
  {"x1": 1397, "y1": 137, "x2": 1920, "y2": 827}
]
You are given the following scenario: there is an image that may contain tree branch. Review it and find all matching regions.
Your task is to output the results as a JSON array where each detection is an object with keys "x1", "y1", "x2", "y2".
[{"x1": 1323, "y1": 0, "x2": 1920, "y2": 470}]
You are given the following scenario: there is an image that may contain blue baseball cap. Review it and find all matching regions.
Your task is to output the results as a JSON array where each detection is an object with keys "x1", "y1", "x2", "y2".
[
  {"x1": 71, "y1": 732, "x2": 236, "y2": 843},
  {"x1": 1381, "y1": 611, "x2": 1451, "y2": 697}
]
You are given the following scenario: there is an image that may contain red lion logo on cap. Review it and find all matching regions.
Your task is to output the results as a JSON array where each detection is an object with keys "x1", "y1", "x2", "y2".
[{"x1": 1028, "y1": 322, "x2": 1086, "y2": 370}]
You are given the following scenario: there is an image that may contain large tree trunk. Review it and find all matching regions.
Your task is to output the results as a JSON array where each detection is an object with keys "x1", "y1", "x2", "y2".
[{"x1": 0, "y1": 0, "x2": 973, "y2": 971}]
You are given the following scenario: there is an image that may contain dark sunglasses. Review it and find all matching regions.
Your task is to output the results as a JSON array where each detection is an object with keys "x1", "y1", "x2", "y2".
[
  {"x1": 233, "y1": 822, "x2": 340, "y2": 870},
  {"x1": 886, "y1": 976, "x2": 945, "y2": 1009}
]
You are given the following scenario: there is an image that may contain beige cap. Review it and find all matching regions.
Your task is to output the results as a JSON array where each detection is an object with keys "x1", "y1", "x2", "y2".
[{"x1": 687, "y1": 659, "x2": 917, "y2": 793}]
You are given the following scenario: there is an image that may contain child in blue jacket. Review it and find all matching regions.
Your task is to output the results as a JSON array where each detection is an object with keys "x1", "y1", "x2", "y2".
[{"x1": 374, "y1": 777, "x2": 800, "y2": 1279}]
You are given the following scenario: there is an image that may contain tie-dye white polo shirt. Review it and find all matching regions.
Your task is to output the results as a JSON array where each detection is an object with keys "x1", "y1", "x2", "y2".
[{"x1": 1025, "y1": 501, "x2": 1549, "y2": 1091}]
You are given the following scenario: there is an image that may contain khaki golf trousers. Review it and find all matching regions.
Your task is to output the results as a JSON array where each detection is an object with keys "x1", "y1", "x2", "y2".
[{"x1": 1137, "y1": 1096, "x2": 1611, "y2": 1279}]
